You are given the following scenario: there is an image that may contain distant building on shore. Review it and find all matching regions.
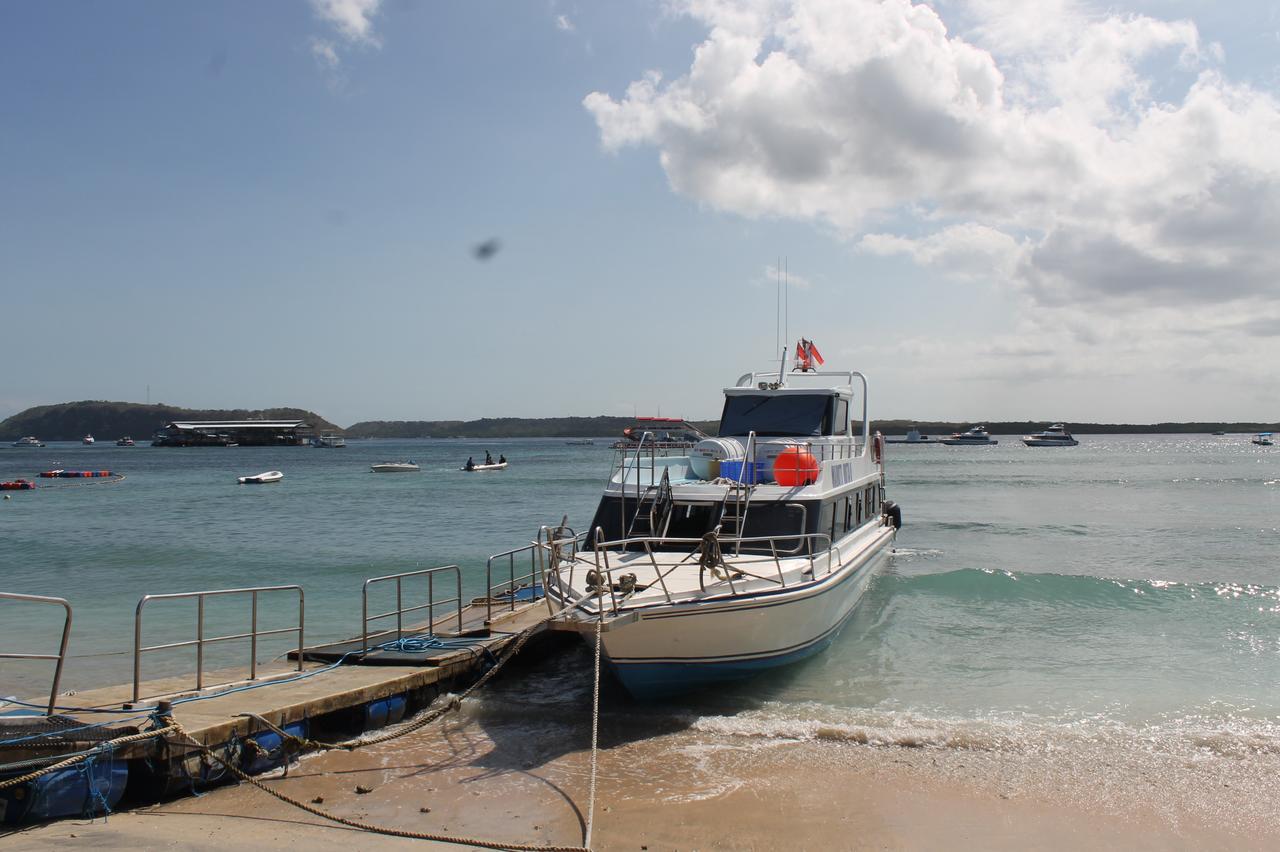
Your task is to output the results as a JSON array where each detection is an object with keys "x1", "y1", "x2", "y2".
[{"x1": 150, "y1": 420, "x2": 312, "y2": 447}]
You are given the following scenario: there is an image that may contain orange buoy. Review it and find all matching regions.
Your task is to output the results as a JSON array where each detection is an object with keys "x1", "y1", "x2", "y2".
[{"x1": 773, "y1": 446, "x2": 819, "y2": 486}]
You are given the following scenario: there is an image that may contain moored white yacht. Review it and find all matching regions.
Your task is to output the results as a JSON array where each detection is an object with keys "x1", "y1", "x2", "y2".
[
  {"x1": 884, "y1": 426, "x2": 937, "y2": 444},
  {"x1": 81, "y1": 434, "x2": 95, "y2": 445},
  {"x1": 12, "y1": 436, "x2": 45, "y2": 447},
  {"x1": 539, "y1": 341, "x2": 900, "y2": 699},
  {"x1": 940, "y1": 425, "x2": 998, "y2": 446},
  {"x1": 1023, "y1": 424, "x2": 1078, "y2": 447}
]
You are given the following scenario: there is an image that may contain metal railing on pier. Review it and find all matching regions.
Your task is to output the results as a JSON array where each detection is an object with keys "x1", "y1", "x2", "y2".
[
  {"x1": 361, "y1": 566, "x2": 463, "y2": 651},
  {"x1": 133, "y1": 585, "x2": 304, "y2": 703},
  {"x1": 0, "y1": 592, "x2": 73, "y2": 715}
]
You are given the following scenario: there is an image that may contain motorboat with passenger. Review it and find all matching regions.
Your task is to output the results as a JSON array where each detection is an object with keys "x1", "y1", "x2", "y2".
[
  {"x1": 537, "y1": 341, "x2": 900, "y2": 699},
  {"x1": 1023, "y1": 424, "x2": 1078, "y2": 447},
  {"x1": 12, "y1": 436, "x2": 45, "y2": 447},
  {"x1": 1253, "y1": 433, "x2": 1274, "y2": 447},
  {"x1": 940, "y1": 426, "x2": 998, "y2": 446}
]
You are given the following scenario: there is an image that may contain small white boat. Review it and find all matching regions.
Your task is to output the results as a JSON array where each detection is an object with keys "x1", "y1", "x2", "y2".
[
  {"x1": 312, "y1": 434, "x2": 346, "y2": 448},
  {"x1": 940, "y1": 426, "x2": 998, "y2": 446},
  {"x1": 82, "y1": 435, "x2": 95, "y2": 445},
  {"x1": 12, "y1": 436, "x2": 45, "y2": 447},
  {"x1": 371, "y1": 462, "x2": 420, "y2": 473},
  {"x1": 116, "y1": 436, "x2": 136, "y2": 447},
  {"x1": 1252, "y1": 433, "x2": 1274, "y2": 446},
  {"x1": 1023, "y1": 424, "x2": 1078, "y2": 447},
  {"x1": 238, "y1": 470, "x2": 284, "y2": 484},
  {"x1": 884, "y1": 426, "x2": 937, "y2": 444},
  {"x1": 462, "y1": 461, "x2": 508, "y2": 471}
]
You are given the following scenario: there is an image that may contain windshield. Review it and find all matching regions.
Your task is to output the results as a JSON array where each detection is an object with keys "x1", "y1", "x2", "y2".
[{"x1": 718, "y1": 394, "x2": 833, "y2": 437}]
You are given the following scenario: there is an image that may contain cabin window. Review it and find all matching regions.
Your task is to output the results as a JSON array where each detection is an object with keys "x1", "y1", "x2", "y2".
[
  {"x1": 855, "y1": 493, "x2": 862, "y2": 525},
  {"x1": 843, "y1": 497, "x2": 853, "y2": 533},
  {"x1": 719, "y1": 394, "x2": 833, "y2": 437},
  {"x1": 831, "y1": 399, "x2": 849, "y2": 436},
  {"x1": 740, "y1": 503, "x2": 808, "y2": 549}
]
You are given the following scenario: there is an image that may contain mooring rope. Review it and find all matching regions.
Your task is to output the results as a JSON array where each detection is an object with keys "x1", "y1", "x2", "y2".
[{"x1": 0, "y1": 722, "x2": 179, "y2": 792}]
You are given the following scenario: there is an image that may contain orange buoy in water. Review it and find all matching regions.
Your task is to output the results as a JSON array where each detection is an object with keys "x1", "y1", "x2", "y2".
[{"x1": 773, "y1": 446, "x2": 819, "y2": 486}]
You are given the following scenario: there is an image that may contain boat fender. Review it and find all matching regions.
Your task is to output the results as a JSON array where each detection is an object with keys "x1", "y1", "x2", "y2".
[
  {"x1": 873, "y1": 431, "x2": 885, "y2": 464},
  {"x1": 883, "y1": 501, "x2": 902, "y2": 529}
]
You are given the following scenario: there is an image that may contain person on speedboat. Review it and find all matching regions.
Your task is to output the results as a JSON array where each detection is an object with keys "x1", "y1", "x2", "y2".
[
  {"x1": 465, "y1": 457, "x2": 475, "y2": 471},
  {"x1": 485, "y1": 451, "x2": 494, "y2": 465},
  {"x1": 498, "y1": 454, "x2": 506, "y2": 464}
]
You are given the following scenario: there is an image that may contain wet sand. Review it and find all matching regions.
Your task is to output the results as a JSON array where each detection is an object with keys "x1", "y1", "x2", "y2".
[{"x1": 8, "y1": 698, "x2": 1276, "y2": 852}]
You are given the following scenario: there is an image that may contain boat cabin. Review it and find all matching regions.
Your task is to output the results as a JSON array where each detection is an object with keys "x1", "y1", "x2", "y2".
[{"x1": 585, "y1": 370, "x2": 883, "y2": 553}]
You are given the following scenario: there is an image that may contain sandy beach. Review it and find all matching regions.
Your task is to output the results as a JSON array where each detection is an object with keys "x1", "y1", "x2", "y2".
[{"x1": 8, "y1": 690, "x2": 1277, "y2": 852}]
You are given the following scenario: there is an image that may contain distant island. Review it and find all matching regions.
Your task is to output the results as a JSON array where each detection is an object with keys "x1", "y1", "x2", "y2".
[
  {"x1": 1, "y1": 401, "x2": 1276, "y2": 442},
  {"x1": 0, "y1": 401, "x2": 344, "y2": 443}
]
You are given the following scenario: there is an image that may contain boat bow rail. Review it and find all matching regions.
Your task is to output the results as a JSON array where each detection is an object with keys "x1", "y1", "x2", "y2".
[
  {"x1": 0, "y1": 593, "x2": 73, "y2": 715},
  {"x1": 539, "y1": 527, "x2": 857, "y2": 619},
  {"x1": 133, "y1": 586, "x2": 305, "y2": 703}
]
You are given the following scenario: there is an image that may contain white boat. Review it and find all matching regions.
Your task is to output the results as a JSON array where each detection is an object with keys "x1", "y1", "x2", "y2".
[
  {"x1": 237, "y1": 470, "x2": 283, "y2": 484},
  {"x1": 371, "y1": 462, "x2": 420, "y2": 473},
  {"x1": 540, "y1": 341, "x2": 899, "y2": 699},
  {"x1": 312, "y1": 434, "x2": 346, "y2": 448},
  {"x1": 81, "y1": 435, "x2": 95, "y2": 445},
  {"x1": 884, "y1": 426, "x2": 936, "y2": 444},
  {"x1": 1252, "y1": 433, "x2": 1274, "y2": 446},
  {"x1": 116, "y1": 436, "x2": 136, "y2": 447},
  {"x1": 462, "y1": 461, "x2": 508, "y2": 471},
  {"x1": 1022, "y1": 424, "x2": 1078, "y2": 447},
  {"x1": 940, "y1": 425, "x2": 998, "y2": 446},
  {"x1": 12, "y1": 436, "x2": 45, "y2": 447}
]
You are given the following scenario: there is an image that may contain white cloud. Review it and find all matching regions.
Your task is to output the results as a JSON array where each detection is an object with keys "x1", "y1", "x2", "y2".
[
  {"x1": 309, "y1": 0, "x2": 383, "y2": 46},
  {"x1": 583, "y1": 0, "x2": 1280, "y2": 316},
  {"x1": 761, "y1": 262, "x2": 813, "y2": 290},
  {"x1": 556, "y1": 14, "x2": 576, "y2": 32},
  {"x1": 307, "y1": 0, "x2": 382, "y2": 76}
]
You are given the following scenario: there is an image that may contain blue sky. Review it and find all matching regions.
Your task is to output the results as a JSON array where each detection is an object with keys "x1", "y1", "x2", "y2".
[{"x1": 4, "y1": 1, "x2": 1280, "y2": 426}]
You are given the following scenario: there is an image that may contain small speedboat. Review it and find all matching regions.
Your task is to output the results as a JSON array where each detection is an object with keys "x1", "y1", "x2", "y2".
[
  {"x1": 1, "y1": 479, "x2": 36, "y2": 491},
  {"x1": 13, "y1": 436, "x2": 45, "y2": 447},
  {"x1": 462, "y1": 461, "x2": 508, "y2": 471},
  {"x1": 82, "y1": 435, "x2": 95, "y2": 445},
  {"x1": 371, "y1": 462, "x2": 420, "y2": 473},
  {"x1": 116, "y1": 436, "x2": 136, "y2": 447},
  {"x1": 238, "y1": 470, "x2": 284, "y2": 484},
  {"x1": 312, "y1": 434, "x2": 346, "y2": 448},
  {"x1": 1023, "y1": 424, "x2": 1079, "y2": 447},
  {"x1": 1253, "y1": 433, "x2": 1274, "y2": 447},
  {"x1": 940, "y1": 426, "x2": 998, "y2": 446}
]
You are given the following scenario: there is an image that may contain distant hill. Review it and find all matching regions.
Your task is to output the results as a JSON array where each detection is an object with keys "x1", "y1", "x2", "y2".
[
  {"x1": 345, "y1": 416, "x2": 721, "y2": 439},
  {"x1": 0, "y1": 401, "x2": 345, "y2": 442}
]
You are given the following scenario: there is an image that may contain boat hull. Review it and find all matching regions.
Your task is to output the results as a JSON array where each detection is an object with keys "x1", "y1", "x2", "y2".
[{"x1": 595, "y1": 526, "x2": 894, "y2": 699}]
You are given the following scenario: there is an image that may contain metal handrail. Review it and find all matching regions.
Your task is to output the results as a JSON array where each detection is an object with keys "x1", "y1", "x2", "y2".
[
  {"x1": 540, "y1": 531, "x2": 841, "y2": 614},
  {"x1": 1, "y1": 592, "x2": 73, "y2": 715},
  {"x1": 133, "y1": 585, "x2": 304, "y2": 703},
  {"x1": 361, "y1": 565, "x2": 463, "y2": 651},
  {"x1": 484, "y1": 539, "x2": 555, "y2": 624}
]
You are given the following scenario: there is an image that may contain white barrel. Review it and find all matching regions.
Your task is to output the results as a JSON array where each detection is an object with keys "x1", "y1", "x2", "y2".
[{"x1": 689, "y1": 437, "x2": 745, "y2": 480}]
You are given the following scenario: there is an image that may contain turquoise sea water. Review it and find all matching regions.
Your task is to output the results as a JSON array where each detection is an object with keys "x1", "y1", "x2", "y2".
[{"x1": 3, "y1": 435, "x2": 1278, "y2": 797}]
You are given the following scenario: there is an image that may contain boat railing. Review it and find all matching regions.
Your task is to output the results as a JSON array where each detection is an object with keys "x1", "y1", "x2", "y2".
[
  {"x1": 0, "y1": 592, "x2": 73, "y2": 715},
  {"x1": 541, "y1": 529, "x2": 839, "y2": 615},
  {"x1": 362, "y1": 565, "x2": 463, "y2": 651},
  {"x1": 133, "y1": 585, "x2": 304, "y2": 703}
]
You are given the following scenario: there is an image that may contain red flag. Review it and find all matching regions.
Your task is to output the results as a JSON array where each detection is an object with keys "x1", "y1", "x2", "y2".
[
  {"x1": 795, "y1": 341, "x2": 806, "y2": 364},
  {"x1": 808, "y1": 340, "x2": 825, "y2": 366}
]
